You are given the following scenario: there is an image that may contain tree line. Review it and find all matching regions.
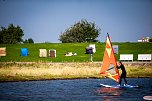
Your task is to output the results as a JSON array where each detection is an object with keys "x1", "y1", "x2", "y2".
[
  {"x1": 2, "y1": 20, "x2": 151, "y2": 44},
  {"x1": 0, "y1": 19, "x2": 100, "y2": 44},
  {"x1": 0, "y1": 24, "x2": 34, "y2": 44}
]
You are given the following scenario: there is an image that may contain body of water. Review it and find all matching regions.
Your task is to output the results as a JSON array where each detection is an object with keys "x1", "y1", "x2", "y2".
[{"x1": 0, "y1": 78, "x2": 152, "y2": 101}]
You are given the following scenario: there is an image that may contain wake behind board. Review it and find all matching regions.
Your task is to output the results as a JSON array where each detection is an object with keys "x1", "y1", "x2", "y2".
[{"x1": 100, "y1": 83, "x2": 139, "y2": 88}]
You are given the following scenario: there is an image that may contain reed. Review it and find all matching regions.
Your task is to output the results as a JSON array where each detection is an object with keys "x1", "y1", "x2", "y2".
[
  {"x1": 126, "y1": 66, "x2": 152, "y2": 78},
  {"x1": 0, "y1": 62, "x2": 101, "y2": 81},
  {"x1": 0, "y1": 62, "x2": 151, "y2": 82}
]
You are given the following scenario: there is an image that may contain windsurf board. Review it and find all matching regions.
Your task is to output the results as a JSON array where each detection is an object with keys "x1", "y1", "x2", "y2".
[{"x1": 100, "y1": 83, "x2": 139, "y2": 88}]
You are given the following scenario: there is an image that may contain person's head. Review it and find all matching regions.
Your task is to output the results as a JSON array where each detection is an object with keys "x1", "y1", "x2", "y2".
[
  {"x1": 119, "y1": 61, "x2": 122, "y2": 64},
  {"x1": 117, "y1": 61, "x2": 122, "y2": 66}
]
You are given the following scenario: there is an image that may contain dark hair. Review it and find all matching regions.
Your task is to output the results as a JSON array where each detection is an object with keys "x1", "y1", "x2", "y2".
[{"x1": 119, "y1": 61, "x2": 122, "y2": 64}]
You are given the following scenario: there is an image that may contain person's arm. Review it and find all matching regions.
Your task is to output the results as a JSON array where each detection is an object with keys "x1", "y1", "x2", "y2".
[{"x1": 116, "y1": 65, "x2": 120, "y2": 69}]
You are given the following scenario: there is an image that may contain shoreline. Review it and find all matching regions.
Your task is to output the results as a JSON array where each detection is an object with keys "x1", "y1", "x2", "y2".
[
  {"x1": 0, "y1": 77, "x2": 152, "y2": 83},
  {"x1": 0, "y1": 62, "x2": 152, "y2": 82},
  {"x1": 1, "y1": 61, "x2": 152, "y2": 64}
]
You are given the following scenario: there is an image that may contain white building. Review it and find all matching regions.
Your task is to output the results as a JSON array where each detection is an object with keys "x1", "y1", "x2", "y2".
[{"x1": 138, "y1": 37, "x2": 150, "y2": 42}]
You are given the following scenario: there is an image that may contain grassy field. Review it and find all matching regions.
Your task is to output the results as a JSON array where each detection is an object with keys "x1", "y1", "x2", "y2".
[
  {"x1": 0, "y1": 62, "x2": 152, "y2": 82},
  {"x1": 0, "y1": 42, "x2": 152, "y2": 62}
]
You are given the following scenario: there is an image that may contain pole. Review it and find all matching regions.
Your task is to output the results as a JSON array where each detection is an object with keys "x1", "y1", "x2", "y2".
[{"x1": 90, "y1": 54, "x2": 93, "y2": 62}]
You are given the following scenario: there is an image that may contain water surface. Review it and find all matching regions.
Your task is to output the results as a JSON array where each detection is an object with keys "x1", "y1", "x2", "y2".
[{"x1": 0, "y1": 78, "x2": 152, "y2": 101}]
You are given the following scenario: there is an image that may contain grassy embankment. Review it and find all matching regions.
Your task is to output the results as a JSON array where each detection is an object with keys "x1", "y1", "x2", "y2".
[
  {"x1": 0, "y1": 42, "x2": 152, "y2": 62},
  {"x1": 0, "y1": 62, "x2": 152, "y2": 82},
  {"x1": 0, "y1": 43, "x2": 152, "y2": 82}
]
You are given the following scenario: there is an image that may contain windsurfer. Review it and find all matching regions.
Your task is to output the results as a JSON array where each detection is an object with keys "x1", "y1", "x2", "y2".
[{"x1": 117, "y1": 61, "x2": 128, "y2": 86}]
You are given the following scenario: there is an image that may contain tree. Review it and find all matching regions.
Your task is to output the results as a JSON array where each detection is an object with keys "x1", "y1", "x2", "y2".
[
  {"x1": 0, "y1": 24, "x2": 24, "y2": 44},
  {"x1": 59, "y1": 19, "x2": 101, "y2": 43},
  {"x1": 28, "y1": 38, "x2": 34, "y2": 43},
  {"x1": 23, "y1": 39, "x2": 28, "y2": 43},
  {"x1": 23, "y1": 38, "x2": 34, "y2": 44}
]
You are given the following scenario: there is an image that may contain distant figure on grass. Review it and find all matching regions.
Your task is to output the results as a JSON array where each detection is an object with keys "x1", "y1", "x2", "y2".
[{"x1": 117, "y1": 61, "x2": 128, "y2": 86}]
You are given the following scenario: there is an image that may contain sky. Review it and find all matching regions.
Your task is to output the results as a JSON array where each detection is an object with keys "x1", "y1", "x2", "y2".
[{"x1": 0, "y1": 0, "x2": 152, "y2": 43}]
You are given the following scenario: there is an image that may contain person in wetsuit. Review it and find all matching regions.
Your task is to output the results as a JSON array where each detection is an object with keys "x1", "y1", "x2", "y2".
[{"x1": 117, "y1": 61, "x2": 128, "y2": 86}]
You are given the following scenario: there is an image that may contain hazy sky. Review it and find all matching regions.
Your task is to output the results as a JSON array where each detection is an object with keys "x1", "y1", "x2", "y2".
[{"x1": 0, "y1": 0, "x2": 152, "y2": 43}]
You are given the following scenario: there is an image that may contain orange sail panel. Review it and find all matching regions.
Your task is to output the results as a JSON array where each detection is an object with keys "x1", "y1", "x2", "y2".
[{"x1": 100, "y1": 34, "x2": 120, "y2": 82}]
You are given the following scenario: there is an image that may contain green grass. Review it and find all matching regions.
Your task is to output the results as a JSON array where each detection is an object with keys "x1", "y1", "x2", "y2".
[{"x1": 0, "y1": 42, "x2": 152, "y2": 62}]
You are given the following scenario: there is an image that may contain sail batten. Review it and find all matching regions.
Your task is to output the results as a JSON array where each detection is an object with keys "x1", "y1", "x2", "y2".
[{"x1": 100, "y1": 33, "x2": 120, "y2": 82}]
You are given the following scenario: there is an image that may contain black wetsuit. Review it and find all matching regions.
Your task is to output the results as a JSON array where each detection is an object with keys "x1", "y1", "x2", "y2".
[{"x1": 117, "y1": 64, "x2": 127, "y2": 85}]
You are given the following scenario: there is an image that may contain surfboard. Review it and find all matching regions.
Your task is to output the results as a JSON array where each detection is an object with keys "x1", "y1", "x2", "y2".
[
  {"x1": 143, "y1": 96, "x2": 152, "y2": 100},
  {"x1": 100, "y1": 83, "x2": 139, "y2": 88}
]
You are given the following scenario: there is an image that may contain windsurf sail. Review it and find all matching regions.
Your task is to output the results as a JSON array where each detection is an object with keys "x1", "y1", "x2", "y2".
[{"x1": 100, "y1": 33, "x2": 120, "y2": 82}]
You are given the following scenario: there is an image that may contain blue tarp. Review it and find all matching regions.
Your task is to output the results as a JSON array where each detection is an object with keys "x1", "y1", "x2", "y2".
[{"x1": 21, "y1": 48, "x2": 28, "y2": 56}]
